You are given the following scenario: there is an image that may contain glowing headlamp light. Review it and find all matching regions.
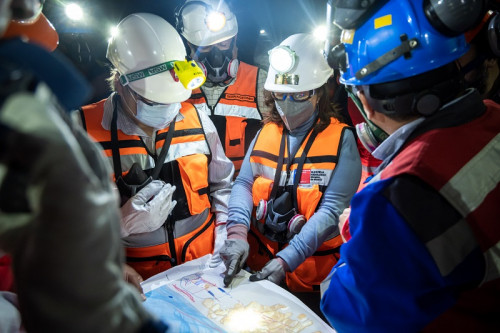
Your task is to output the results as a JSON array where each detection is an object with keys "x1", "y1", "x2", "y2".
[
  {"x1": 269, "y1": 45, "x2": 299, "y2": 85},
  {"x1": 119, "y1": 59, "x2": 206, "y2": 90},
  {"x1": 269, "y1": 45, "x2": 296, "y2": 73},
  {"x1": 206, "y1": 11, "x2": 226, "y2": 32}
]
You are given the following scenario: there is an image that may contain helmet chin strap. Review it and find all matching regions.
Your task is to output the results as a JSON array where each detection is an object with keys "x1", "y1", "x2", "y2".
[{"x1": 356, "y1": 34, "x2": 419, "y2": 80}]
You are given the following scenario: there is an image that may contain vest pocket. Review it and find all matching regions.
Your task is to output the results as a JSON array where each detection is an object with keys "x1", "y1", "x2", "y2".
[
  {"x1": 252, "y1": 176, "x2": 274, "y2": 207},
  {"x1": 177, "y1": 154, "x2": 211, "y2": 215},
  {"x1": 296, "y1": 184, "x2": 322, "y2": 220},
  {"x1": 225, "y1": 116, "x2": 247, "y2": 157}
]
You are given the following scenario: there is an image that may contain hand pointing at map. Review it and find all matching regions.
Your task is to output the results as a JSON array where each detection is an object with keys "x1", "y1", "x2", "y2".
[{"x1": 220, "y1": 238, "x2": 249, "y2": 287}]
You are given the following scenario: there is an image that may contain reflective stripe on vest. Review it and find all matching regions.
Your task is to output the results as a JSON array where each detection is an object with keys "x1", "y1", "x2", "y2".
[
  {"x1": 250, "y1": 118, "x2": 347, "y2": 218},
  {"x1": 248, "y1": 118, "x2": 348, "y2": 291},
  {"x1": 81, "y1": 100, "x2": 210, "y2": 178},
  {"x1": 189, "y1": 62, "x2": 261, "y2": 119},
  {"x1": 379, "y1": 102, "x2": 500, "y2": 283},
  {"x1": 81, "y1": 99, "x2": 212, "y2": 219},
  {"x1": 187, "y1": 62, "x2": 262, "y2": 175}
]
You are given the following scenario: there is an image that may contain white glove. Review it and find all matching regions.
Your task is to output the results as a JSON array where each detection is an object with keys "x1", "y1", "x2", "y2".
[
  {"x1": 120, "y1": 180, "x2": 176, "y2": 237},
  {"x1": 209, "y1": 223, "x2": 227, "y2": 268}
]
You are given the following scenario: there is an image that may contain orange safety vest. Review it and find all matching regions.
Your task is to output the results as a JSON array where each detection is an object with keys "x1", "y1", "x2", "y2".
[
  {"x1": 80, "y1": 98, "x2": 215, "y2": 279},
  {"x1": 187, "y1": 62, "x2": 263, "y2": 177},
  {"x1": 249, "y1": 118, "x2": 348, "y2": 292}
]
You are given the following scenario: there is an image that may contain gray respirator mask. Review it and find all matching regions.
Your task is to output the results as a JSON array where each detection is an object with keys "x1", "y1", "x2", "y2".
[{"x1": 194, "y1": 43, "x2": 238, "y2": 84}]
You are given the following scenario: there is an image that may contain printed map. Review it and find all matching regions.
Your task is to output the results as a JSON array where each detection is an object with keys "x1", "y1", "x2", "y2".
[{"x1": 142, "y1": 255, "x2": 335, "y2": 333}]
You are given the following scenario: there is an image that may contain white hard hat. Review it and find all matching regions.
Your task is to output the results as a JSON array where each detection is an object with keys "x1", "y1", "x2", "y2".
[
  {"x1": 265, "y1": 33, "x2": 333, "y2": 93},
  {"x1": 176, "y1": 0, "x2": 238, "y2": 47},
  {"x1": 107, "y1": 13, "x2": 191, "y2": 104}
]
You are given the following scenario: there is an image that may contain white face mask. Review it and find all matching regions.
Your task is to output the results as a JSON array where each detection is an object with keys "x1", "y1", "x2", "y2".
[
  {"x1": 275, "y1": 99, "x2": 316, "y2": 131},
  {"x1": 135, "y1": 101, "x2": 181, "y2": 129}
]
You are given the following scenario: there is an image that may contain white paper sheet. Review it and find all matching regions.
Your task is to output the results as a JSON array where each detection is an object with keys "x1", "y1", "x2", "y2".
[{"x1": 142, "y1": 255, "x2": 336, "y2": 333}]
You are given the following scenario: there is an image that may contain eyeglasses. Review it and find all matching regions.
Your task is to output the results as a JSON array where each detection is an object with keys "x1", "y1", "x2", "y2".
[{"x1": 271, "y1": 90, "x2": 315, "y2": 102}]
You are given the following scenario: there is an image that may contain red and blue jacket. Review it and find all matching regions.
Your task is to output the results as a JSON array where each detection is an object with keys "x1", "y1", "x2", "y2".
[{"x1": 321, "y1": 91, "x2": 500, "y2": 332}]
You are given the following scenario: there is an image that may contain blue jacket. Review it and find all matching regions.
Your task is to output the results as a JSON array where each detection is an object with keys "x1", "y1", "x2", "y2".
[{"x1": 321, "y1": 90, "x2": 500, "y2": 332}]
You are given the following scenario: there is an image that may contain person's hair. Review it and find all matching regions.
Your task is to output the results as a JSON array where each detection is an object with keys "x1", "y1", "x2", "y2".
[
  {"x1": 263, "y1": 84, "x2": 345, "y2": 132},
  {"x1": 107, "y1": 67, "x2": 120, "y2": 92}
]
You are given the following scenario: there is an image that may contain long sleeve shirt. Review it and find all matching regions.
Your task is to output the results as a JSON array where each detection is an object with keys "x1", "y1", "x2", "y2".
[
  {"x1": 320, "y1": 91, "x2": 500, "y2": 332},
  {"x1": 226, "y1": 112, "x2": 361, "y2": 271},
  {"x1": 0, "y1": 39, "x2": 165, "y2": 333},
  {"x1": 100, "y1": 94, "x2": 234, "y2": 226}
]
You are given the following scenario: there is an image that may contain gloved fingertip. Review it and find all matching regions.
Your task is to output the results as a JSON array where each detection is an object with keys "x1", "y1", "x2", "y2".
[
  {"x1": 150, "y1": 180, "x2": 163, "y2": 189},
  {"x1": 223, "y1": 275, "x2": 233, "y2": 287},
  {"x1": 249, "y1": 274, "x2": 261, "y2": 282}
]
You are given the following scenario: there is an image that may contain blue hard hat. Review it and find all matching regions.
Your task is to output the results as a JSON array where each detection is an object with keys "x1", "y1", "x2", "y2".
[{"x1": 340, "y1": 0, "x2": 470, "y2": 86}]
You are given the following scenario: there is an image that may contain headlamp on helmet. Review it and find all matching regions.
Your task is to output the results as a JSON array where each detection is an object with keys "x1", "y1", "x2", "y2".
[
  {"x1": 206, "y1": 10, "x2": 226, "y2": 32},
  {"x1": 269, "y1": 45, "x2": 299, "y2": 85},
  {"x1": 119, "y1": 59, "x2": 206, "y2": 90}
]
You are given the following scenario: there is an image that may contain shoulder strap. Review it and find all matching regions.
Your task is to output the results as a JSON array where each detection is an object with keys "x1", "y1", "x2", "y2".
[
  {"x1": 269, "y1": 130, "x2": 287, "y2": 201},
  {"x1": 151, "y1": 119, "x2": 176, "y2": 180},
  {"x1": 292, "y1": 128, "x2": 319, "y2": 210},
  {"x1": 110, "y1": 95, "x2": 123, "y2": 179}
]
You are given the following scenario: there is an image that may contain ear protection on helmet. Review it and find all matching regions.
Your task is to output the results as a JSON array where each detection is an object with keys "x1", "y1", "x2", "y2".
[
  {"x1": 175, "y1": 1, "x2": 211, "y2": 33},
  {"x1": 466, "y1": 10, "x2": 500, "y2": 57},
  {"x1": 175, "y1": 0, "x2": 238, "y2": 48},
  {"x1": 361, "y1": 62, "x2": 462, "y2": 117},
  {"x1": 325, "y1": 0, "x2": 487, "y2": 74},
  {"x1": 488, "y1": 12, "x2": 500, "y2": 56},
  {"x1": 424, "y1": 0, "x2": 487, "y2": 36}
]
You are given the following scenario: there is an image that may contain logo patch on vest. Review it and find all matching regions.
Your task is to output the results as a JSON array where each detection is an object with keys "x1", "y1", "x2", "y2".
[
  {"x1": 299, "y1": 169, "x2": 311, "y2": 185},
  {"x1": 311, "y1": 170, "x2": 328, "y2": 184},
  {"x1": 293, "y1": 169, "x2": 314, "y2": 188},
  {"x1": 224, "y1": 93, "x2": 256, "y2": 103},
  {"x1": 293, "y1": 169, "x2": 328, "y2": 187}
]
